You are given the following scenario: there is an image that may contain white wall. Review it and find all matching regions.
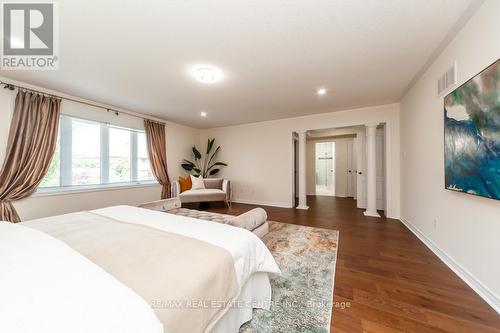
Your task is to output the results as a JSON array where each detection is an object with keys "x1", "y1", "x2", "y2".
[
  {"x1": 0, "y1": 84, "x2": 199, "y2": 220},
  {"x1": 400, "y1": 0, "x2": 500, "y2": 312},
  {"x1": 165, "y1": 121, "x2": 200, "y2": 181},
  {"x1": 200, "y1": 103, "x2": 400, "y2": 218}
]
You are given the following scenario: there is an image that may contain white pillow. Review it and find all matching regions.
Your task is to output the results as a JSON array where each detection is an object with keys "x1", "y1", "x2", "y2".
[{"x1": 190, "y1": 175, "x2": 205, "y2": 190}]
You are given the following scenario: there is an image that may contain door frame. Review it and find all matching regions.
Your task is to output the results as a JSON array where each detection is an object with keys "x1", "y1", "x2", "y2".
[
  {"x1": 289, "y1": 119, "x2": 393, "y2": 218},
  {"x1": 291, "y1": 133, "x2": 298, "y2": 202}
]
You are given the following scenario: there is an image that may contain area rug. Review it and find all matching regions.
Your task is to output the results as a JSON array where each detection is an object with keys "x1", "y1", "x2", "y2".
[{"x1": 240, "y1": 221, "x2": 339, "y2": 333}]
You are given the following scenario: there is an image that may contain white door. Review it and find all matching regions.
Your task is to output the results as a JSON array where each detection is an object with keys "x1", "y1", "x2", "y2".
[
  {"x1": 346, "y1": 139, "x2": 355, "y2": 198},
  {"x1": 376, "y1": 128, "x2": 386, "y2": 211},
  {"x1": 352, "y1": 138, "x2": 357, "y2": 199},
  {"x1": 294, "y1": 139, "x2": 298, "y2": 198},
  {"x1": 356, "y1": 130, "x2": 367, "y2": 208}
]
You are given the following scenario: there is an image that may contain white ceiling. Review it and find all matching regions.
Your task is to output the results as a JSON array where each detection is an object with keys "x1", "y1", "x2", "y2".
[{"x1": 1, "y1": 0, "x2": 481, "y2": 128}]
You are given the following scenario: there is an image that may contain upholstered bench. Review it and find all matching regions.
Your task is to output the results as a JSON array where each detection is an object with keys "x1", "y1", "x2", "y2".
[{"x1": 138, "y1": 198, "x2": 269, "y2": 238}]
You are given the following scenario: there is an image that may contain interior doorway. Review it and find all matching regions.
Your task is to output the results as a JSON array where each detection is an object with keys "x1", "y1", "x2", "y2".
[
  {"x1": 315, "y1": 142, "x2": 335, "y2": 196},
  {"x1": 292, "y1": 123, "x2": 389, "y2": 217}
]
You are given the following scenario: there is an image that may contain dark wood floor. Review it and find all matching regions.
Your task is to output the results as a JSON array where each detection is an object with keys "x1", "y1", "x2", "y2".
[{"x1": 205, "y1": 195, "x2": 500, "y2": 333}]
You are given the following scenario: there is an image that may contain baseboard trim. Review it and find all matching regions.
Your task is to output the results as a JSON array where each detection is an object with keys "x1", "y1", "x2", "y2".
[
  {"x1": 400, "y1": 217, "x2": 500, "y2": 314},
  {"x1": 364, "y1": 210, "x2": 381, "y2": 218},
  {"x1": 231, "y1": 199, "x2": 293, "y2": 209}
]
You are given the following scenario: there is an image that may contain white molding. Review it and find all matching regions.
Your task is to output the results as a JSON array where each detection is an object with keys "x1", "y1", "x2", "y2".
[
  {"x1": 232, "y1": 198, "x2": 293, "y2": 209},
  {"x1": 364, "y1": 210, "x2": 380, "y2": 218},
  {"x1": 296, "y1": 205, "x2": 309, "y2": 210},
  {"x1": 400, "y1": 217, "x2": 500, "y2": 315},
  {"x1": 364, "y1": 122, "x2": 380, "y2": 129}
]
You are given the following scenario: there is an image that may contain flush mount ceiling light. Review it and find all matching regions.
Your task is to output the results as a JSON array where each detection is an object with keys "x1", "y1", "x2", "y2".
[
  {"x1": 317, "y1": 88, "x2": 327, "y2": 96},
  {"x1": 200, "y1": 111, "x2": 207, "y2": 117},
  {"x1": 192, "y1": 65, "x2": 223, "y2": 84}
]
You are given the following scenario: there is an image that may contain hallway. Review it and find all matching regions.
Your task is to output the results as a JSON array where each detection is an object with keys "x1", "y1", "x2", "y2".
[{"x1": 206, "y1": 196, "x2": 500, "y2": 333}]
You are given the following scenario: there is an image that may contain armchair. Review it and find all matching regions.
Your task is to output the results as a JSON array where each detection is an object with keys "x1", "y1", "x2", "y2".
[{"x1": 172, "y1": 178, "x2": 231, "y2": 207}]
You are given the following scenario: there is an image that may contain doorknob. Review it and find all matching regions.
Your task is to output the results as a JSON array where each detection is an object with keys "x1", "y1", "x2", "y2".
[{"x1": 358, "y1": 171, "x2": 363, "y2": 175}]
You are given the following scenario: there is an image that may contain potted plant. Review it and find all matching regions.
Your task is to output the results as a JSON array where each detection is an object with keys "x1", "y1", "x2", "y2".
[{"x1": 181, "y1": 138, "x2": 227, "y2": 177}]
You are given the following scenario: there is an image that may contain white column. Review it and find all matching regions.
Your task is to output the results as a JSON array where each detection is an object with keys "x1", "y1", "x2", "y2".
[
  {"x1": 296, "y1": 130, "x2": 309, "y2": 210},
  {"x1": 364, "y1": 123, "x2": 380, "y2": 218}
]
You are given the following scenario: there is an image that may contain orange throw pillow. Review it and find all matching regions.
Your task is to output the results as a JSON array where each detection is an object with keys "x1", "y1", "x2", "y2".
[{"x1": 178, "y1": 176, "x2": 192, "y2": 193}]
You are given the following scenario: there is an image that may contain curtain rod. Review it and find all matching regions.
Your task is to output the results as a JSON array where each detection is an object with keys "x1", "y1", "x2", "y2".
[{"x1": 0, "y1": 81, "x2": 166, "y2": 125}]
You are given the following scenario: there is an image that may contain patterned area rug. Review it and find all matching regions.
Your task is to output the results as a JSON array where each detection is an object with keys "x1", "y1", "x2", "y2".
[{"x1": 240, "y1": 221, "x2": 339, "y2": 333}]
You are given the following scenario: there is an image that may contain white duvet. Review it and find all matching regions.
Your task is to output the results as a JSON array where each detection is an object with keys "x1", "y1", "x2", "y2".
[
  {"x1": 92, "y1": 206, "x2": 281, "y2": 286},
  {"x1": 0, "y1": 206, "x2": 280, "y2": 333},
  {"x1": 0, "y1": 222, "x2": 163, "y2": 333}
]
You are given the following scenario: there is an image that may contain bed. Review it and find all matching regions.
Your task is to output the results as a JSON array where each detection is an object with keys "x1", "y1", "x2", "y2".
[{"x1": 0, "y1": 205, "x2": 280, "y2": 333}]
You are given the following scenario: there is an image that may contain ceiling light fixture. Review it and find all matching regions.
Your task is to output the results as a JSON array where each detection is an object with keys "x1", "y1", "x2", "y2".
[
  {"x1": 317, "y1": 88, "x2": 327, "y2": 96},
  {"x1": 200, "y1": 111, "x2": 207, "y2": 117},
  {"x1": 192, "y1": 65, "x2": 223, "y2": 84}
]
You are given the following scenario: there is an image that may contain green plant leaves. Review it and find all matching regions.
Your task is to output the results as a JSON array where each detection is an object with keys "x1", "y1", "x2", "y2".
[
  {"x1": 207, "y1": 161, "x2": 227, "y2": 171},
  {"x1": 181, "y1": 159, "x2": 195, "y2": 171},
  {"x1": 206, "y1": 138, "x2": 215, "y2": 154},
  {"x1": 192, "y1": 146, "x2": 202, "y2": 159},
  {"x1": 207, "y1": 146, "x2": 220, "y2": 166},
  {"x1": 181, "y1": 163, "x2": 194, "y2": 171},
  {"x1": 184, "y1": 139, "x2": 227, "y2": 177}
]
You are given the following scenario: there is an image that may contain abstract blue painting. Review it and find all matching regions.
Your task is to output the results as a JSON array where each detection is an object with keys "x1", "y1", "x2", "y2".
[{"x1": 444, "y1": 58, "x2": 500, "y2": 200}]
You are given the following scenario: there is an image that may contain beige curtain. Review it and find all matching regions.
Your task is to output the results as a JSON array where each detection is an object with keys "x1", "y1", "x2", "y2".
[
  {"x1": 144, "y1": 120, "x2": 171, "y2": 199},
  {"x1": 0, "y1": 90, "x2": 61, "y2": 222}
]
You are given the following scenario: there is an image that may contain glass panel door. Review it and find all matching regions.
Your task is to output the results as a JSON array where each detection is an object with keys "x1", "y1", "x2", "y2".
[{"x1": 315, "y1": 142, "x2": 335, "y2": 195}]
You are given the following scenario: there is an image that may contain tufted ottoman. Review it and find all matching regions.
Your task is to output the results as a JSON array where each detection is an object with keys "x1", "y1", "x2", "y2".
[{"x1": 138, "y1": 198, "x2": 269, "y2": 238}]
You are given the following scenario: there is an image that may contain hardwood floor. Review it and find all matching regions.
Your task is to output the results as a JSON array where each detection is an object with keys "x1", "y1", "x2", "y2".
[{"x1": 204, "y1": 195, "x2": 500, "y2": 332}]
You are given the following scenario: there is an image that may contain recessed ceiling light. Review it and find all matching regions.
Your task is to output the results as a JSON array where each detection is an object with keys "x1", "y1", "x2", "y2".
[
  {"x1": 200, "y1": 111, "x2": 207, "y2": 117},
  {"x1": 317, "y1": 88, "x2": 327, "y2": 96},
  {"x1": 192, "y1": 65, "x2": 223, "y2": 84}
]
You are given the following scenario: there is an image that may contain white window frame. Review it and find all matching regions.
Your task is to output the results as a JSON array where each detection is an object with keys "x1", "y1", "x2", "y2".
[{"x1": 37, "y1": 115, "x2": 157, "y2": 195}]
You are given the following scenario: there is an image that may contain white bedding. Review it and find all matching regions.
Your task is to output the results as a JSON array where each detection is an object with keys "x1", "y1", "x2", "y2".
[
  {"x1": 92, "y1": 205, "x2": 281, "y2": 286},
  {"x1": 1, "y1": 205, "x2": 280, "y2": 333},
  {"x1": 0, "y1": 222, "x2": 163, "y2": 333}
]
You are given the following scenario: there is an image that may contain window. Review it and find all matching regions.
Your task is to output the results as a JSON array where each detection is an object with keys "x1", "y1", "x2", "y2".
[
  {"x1": 137, "y1": 132, "x2": 154, "y2": 181},
  {"x1": 72, "y1": 118, "x2": 101, "y2": 185},
  {"x1": 109, "y1": 127, "x2": 131, "y2": 183},
  {"x1": 39, "y1": 137, "x2": 60, "y2": 187},
  {"x1": 39, "y1": 115, "x2": 155, "y2": 190}
]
